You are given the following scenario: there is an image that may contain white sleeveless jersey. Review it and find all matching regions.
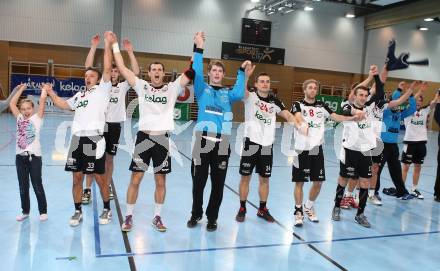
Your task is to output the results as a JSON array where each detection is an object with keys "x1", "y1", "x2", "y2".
[
  {"x1": 244, "y1": 92, "x2": 285, "y2": 146},
  {"x1": 67, "y1": 79, "x2": 111, "y2": 136},
  {"x1": 134, "y1": 76, "x2": 183, "y2": 132},
  {"x1": 290, "y1": 100, "x2": 333, "y2": 151},
  {"x1": 403, "y1": 106, "x2": 430, "y2": 143},
  {"x1": 341, "y1": 101, "x2": 385, "y2": 152},
  {"x1": 106, "y1": 81, "x2": 130, "y2": 123}
]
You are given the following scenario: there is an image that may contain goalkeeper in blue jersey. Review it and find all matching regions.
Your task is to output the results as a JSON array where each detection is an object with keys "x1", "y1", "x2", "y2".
[{"x1": 187, "y1": 31, "x2": 253, "y2": 232}]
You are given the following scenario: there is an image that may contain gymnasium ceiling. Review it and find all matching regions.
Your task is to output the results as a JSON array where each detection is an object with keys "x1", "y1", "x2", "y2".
[{"x1": 249, "y1": 0, "x2": 439, "y2": 30}]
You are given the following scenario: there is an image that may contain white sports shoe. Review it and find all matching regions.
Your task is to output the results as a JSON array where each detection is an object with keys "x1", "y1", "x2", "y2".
[
  {"x1": 69, "y1": 211, "x2": 83, "y2": 227},
  {"x1": 303, "y1": 205, "x2": 319, "y2": 222},
  {"x1": 368, "y1": 195, "x2": 382, "y2": 206}
]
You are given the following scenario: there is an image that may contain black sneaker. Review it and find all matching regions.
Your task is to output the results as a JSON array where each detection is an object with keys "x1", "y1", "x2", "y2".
[
  {"x1": 257, "y1": 207, "x2": 275, "y2": 223},
  {"x1": 187, "y1": 215, "x2": 202, "y2": 228},
  {"x1": 434, "y1": 195, "x2": 440, "y2": 202},
  {"x1": 383, "y1": 187, "x2": 396, "y2": 196},
  {"x1": 206, "y1": 220, "x2": 217, "y2": 232},
  {"x1": 235, "y1": 207, "x2": 246, "y2": 222}
]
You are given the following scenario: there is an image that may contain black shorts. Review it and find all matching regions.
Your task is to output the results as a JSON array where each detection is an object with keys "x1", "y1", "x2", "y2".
[
  {"x1": 292, "y1": 145, "x2": 325, "y2": 182},
  {"x1": 129, "y1": 131, "x2": 171, "y2": 174},
  {"x1": 239, "y1": 138, "x2": 273, "y2": 178},
  {"x1": 401, "y1": 143, "x2": 427, "y2": 164},
  {"x1": 65, "y1": 135, "x2": 106, "y2": 174},
  {"x1": 104, "y1": 122, "x2": 122, "y2": 156},
  {"x1": 339, "y1": 148, "x2": 372, "y2": 179},
  {"x1": 371, "y1": 139, "x2": 384, "y2": 165},
  {"x1": 372, "y1": 152, "x2": 383, "y2": 164}
]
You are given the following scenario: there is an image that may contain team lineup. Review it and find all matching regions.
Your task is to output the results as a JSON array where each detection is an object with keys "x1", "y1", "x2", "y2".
[{"x1": 8, "y1": 30, "x2": 440, "y2": 233}]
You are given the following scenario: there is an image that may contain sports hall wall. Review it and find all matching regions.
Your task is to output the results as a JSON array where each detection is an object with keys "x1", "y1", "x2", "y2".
[{"x1": 1, "y1": 0, "x2": 439, "y2": 127}]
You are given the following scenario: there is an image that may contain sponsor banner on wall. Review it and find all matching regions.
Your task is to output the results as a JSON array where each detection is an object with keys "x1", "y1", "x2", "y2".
[
  {"x1": 174, "y1": 103, "x2": 189, "y2": 121},
  {"x1": 221, "y1": 42, "x2": 285, "y2": 65},
  {"x1": 27, "y1": 95, "x2": 72, "y2": 114},
  {"x1": 316, "y1": 95, "x2": 343, "y2": 114},
  {"x1": 11, "y1": 74, "x2": 86, "y2": 97}
]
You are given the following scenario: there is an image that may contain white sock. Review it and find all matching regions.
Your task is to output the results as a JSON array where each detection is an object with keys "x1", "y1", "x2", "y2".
[
  {"x1": 126, "y1": 204, "x2": 135, "y2": 216},
  {"x1": 412, "y1": 185, "x2": 417, "y2": 191},
  {"x1": 305, "y1": 200, "x2": 314, "y2": 209},
  {"x1": 368, "y1": 189, "x2": 375, "y2": 197},
  {"x1": 154, "y1": 203, "x2": 163, "y2": 217}
]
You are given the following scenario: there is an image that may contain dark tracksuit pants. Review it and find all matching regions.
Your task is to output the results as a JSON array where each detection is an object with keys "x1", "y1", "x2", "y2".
[
  {"x1": 191, "y1": 133, "x2": 231, "y2": 221},
  {"x1": 434, "y1": 103, "x2": 440, "y2": 197},
  {"x1": 16, "y1": 154, "x2": 47, "y2": 214},
  {"x1": 434, "y1": 147, "x2": 440, "y2": 197},
  {"x1": 375, "y1": 142, "x2": 409, "y2": 196}
]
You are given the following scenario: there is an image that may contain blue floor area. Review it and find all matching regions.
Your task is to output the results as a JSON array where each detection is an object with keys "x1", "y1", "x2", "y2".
[{"x1": 1, "y1": 114, "x2": 440, "y2": 271}]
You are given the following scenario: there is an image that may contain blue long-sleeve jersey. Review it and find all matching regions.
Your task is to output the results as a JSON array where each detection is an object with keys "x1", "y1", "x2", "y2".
[
  {"x1": 192, "y1": 49, "x2": 245, "y2": 135},
  {"x1": 381, "y1": 90, "x2": 416, "y2": 143}
]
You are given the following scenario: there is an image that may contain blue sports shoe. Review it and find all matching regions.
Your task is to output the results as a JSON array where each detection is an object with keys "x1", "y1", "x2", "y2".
[{"x1": 400, "y1": 193, "x2": 416, "y2": 200}]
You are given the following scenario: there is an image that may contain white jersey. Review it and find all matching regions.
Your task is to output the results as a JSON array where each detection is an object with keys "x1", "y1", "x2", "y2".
[
  {"x1": 346, "y1": 97, "x2": 389, "y2": 139},
  {"x1": 370, "y1": 101, "x2": 389, "y2": 138},
  {"x1": 244, "y1": 92, "x2": 286, "y2": 146},
  {"x1": 403, "y1": 106, "x2": 430, "y2": 143},
  {"x1": 135, "y1": 76, "x2": 183, "y2": 132},
  {"x1": 341, "y1": 100, "x2": 386, "y2": 152},
  {"x1": 67, "y1": 79, "x2": 111, "y2": 136},
  {"x1": 290, "y1": 100, "x2": 333, "y2": 151},
  {"x1": 16, "y1": 114, "x2": 42, "y2": 156},
  {"x1": 106, "y1": 81, "x2": 130, "y2": 123}
]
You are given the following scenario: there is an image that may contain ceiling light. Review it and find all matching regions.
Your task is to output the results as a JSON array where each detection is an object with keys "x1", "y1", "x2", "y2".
[
  {"x1": 424, "y1": 18, "x2": 434, "y2": 22},
  {"x1": 418, "y1": 26, "x2": 429, "y2": 31},
  {"x1": 345, "y1": 12, "x2": 355, "y2": 18},
  {"x1": 304, "y1": 6, "x2": 313, "y2": 11},
  {"x1": 282, "y1": 9, "x2": 295, "y2": 14},
  {"x1": 250, "y1": 0, "x2": 260, "y2": 3},
  {"x1": 267, "y1": 9, "x2": 275, "y2": 15}
]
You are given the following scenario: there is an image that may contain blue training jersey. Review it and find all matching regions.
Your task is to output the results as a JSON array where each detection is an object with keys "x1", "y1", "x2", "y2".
[
  {"x1": 192, "y1": 49, "x2": 245, "y2": 135},
  {"x1": 381, "y1": 92, "x2": 416, "y2": 143}
]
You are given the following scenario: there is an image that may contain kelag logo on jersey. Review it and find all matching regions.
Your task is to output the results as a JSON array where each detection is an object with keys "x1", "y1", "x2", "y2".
[
  {"x1": 110, "y1": 97, "x2": 119, "y2": 104},
  {"x1": 308, "y1": 121, "x2": 322, "y2": 128},
  {"x1": 410, "y1": 119, "x2": 424, "y2": 125},
  {"x1": 144, "y1": 94, "x2": 167, "y2": 104},
  {"x1": 77, "y1": 100, "x2": 88, "y2": 108},
  {"x1": 357, "y1": 122, "x2": 371, "y2": 129},
  {"x1": 255, "y1": 111, "x2": 271, "y2": 125}
]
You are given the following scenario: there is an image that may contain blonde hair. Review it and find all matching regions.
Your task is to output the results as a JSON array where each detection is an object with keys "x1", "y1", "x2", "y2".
[
  {"x1": 208, "y1": 60, "x2": 225, "y2": 73},
  {"x1": 18, "y1": 98, "x2": 34, "y2": 109},
  {"x1": 302, "y1": 79, "x2": 319, "y2": 91}
]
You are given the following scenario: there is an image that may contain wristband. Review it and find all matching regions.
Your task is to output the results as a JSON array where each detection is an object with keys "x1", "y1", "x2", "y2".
[
  {"x1": 112, "y1": 43, "x2": 120, "y2": 54},
  {"x1": 184, "y1": 67, "x2": 195, "y2": 80}
]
